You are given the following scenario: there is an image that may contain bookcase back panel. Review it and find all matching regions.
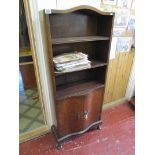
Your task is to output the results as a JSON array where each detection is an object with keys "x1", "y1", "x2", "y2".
[
  {"x1": 52, "y1": 42, "x2": 96, "y2": 59},
  {"x1": 95, "y1": 41, "x2": 110, "y2": 62},
  {"x1": 49, "y1": 12, "x2": 113, "y2": 38},
  {"x1": 52, "y1": 41, "x2": 110, "y2": 63},
  {"x1": 50, "y1": 13, "x2": 97, "y2": 38},
  {"x1": 97, "y1": 16, "x2": 114, "y2": 37},
  {"x1": 55, "y1": 67, "x2": 106, "y2": 87}
]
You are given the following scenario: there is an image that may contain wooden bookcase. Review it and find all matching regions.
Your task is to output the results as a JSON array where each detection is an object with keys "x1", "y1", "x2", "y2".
[{"x1": 44, "y1": 6, "x2": 114, "y2": 149}]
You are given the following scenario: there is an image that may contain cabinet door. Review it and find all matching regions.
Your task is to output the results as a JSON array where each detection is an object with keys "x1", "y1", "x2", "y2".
[
  {"x1": 83, "y1": 88, "x2": 104, "y2": 128},
  {"x1": 56, "y1": 96, "x2": 84, "y2": 137}
]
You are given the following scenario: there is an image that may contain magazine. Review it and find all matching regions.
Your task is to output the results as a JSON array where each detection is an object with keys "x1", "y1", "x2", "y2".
[
  {"x1": 55, "y1": 60, "x2": 91, "y2": 71},
  {"x1": 53, "y1": 52, "x2": 88, "y2": 64},
  {"x1": 53, "y1": 52, "x2": 91, "y2": 73},
  {"x1": 55, "y1": 63, "x2": 91, "y2": 73}
]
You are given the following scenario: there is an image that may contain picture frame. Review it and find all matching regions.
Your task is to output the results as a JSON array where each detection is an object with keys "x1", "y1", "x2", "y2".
[
  {"x1": 113, "y1": 8, "x2": 130, "y2": 27},
  {"x1": 113, "y1": 27, "x2": 126, "y2": 37},
  {"x1": 117, "y1": 0, "x2": 132, "y2": 9},
  {"x1": 116, "y1": 37, "x2": 132, "y2": 52}
]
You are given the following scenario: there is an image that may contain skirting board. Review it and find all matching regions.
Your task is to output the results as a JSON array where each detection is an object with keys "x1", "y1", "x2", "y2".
[{"x1": 103, "y1": 97, "x2": 127, "y2": 110}]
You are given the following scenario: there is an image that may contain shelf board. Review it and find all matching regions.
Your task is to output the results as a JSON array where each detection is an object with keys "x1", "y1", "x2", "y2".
[
  {"x1": 19, "y1": 61, "x2": 33, "y2": 66},
  {"x1": 19, "y1": 47, "x2": 32, "y2": 57},
  {"x1": 55, "y1": 60, "x2": 107, "y2": 76},
  {"x1": 56, "y1": 81, "x2": 104, "y2": 100},
  {"x1": 52, "y1": 36, "x2": 109, "y2": 45}
]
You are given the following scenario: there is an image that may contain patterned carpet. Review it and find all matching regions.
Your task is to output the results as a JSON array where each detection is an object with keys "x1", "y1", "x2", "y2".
[{"x1": 19, "y1": 71, "x2": 45, "y2": 134}]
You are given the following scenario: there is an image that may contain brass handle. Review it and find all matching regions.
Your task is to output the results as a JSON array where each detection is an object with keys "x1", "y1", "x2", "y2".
[{"x1": 84, "y1": 110, "x2": 88, "y2": 120}]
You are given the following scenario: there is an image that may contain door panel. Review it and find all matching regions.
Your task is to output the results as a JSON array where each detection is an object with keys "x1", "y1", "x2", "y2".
[
  {"x1": 56, "y1": 96, "x2": 84, "y2": 137},
  {"x1": 83, "y1": 88, "x2": 104, "y2": 128}
]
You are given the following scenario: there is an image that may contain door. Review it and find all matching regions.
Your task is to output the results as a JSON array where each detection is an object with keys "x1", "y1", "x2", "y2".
[
  {"x1": 56, "y1": 96, "x2": 84, "y2": 137},
  {"x1": 19, "y1": 0, "x2": 48, "y2": 142},
  {"x1": 83, "y1": 88, "x2": 104, "y2": 128}
]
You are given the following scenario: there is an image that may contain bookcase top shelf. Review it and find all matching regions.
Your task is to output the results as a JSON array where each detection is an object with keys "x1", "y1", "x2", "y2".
[
  {"x1": 52, "y1": 36, "x2": 110, "y2": 45},
  {"x1": 54, "y1": 60, "x2": 107, "y2": 76}
]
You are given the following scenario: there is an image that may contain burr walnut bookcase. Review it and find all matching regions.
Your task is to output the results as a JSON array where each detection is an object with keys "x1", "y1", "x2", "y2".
[{"x1": 44, "y1": 6, "x2": 114, "y2": 149}]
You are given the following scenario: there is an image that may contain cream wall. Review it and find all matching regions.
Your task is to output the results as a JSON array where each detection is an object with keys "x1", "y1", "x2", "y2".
[
  {"x1": 57, "y1": 0, "x2": 101, "y2": 9},
  {"x1": 37, "y1": 0, "x2": 101, "y2": 10},
  {"x1": 37, "y1": 0, "x2": 56, "y2": 10}
]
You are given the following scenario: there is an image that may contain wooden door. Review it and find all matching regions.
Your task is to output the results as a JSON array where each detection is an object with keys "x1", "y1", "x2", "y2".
[
  {"x1": 83, "y1": 88, "x2": 104, "y2": 128},
  {"x1": 56, "y1": 96, "x2": 84, "y2": 137}
]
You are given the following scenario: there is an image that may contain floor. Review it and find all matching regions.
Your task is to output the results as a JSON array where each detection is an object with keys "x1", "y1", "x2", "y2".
[
  {"x1": 19, "y1": 71, "x2": 45, "y2": 134},
  {"x1": 20, "y1": 102, "x2": 135, "y2": 155}
]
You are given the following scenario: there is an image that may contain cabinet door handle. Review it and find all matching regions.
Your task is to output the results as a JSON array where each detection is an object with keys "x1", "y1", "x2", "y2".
[{"x1": 84, "y1": 110, "x2": 88, "y2": 120}]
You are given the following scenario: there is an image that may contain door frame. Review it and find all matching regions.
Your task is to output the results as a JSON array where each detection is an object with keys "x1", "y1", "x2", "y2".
[
  {"x1": 20, "y1": 0, "x2": 56, "y2": 142},
  {"x1": 125, "y1": 57, "x2": 135, "y2": 100}
]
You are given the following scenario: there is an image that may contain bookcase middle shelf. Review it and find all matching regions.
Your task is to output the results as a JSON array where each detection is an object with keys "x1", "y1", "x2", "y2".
[
  {"x1": 54, "y1": 60, "x2": 107, "y2": 76},
  {"x1": 52, "y1": 36, "x2": 110, "y2": 45}
]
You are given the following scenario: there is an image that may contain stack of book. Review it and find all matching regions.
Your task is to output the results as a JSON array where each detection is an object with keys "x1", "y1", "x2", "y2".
[{"x1": 53, "y1": 52, "x2": 91, "y2": 73}]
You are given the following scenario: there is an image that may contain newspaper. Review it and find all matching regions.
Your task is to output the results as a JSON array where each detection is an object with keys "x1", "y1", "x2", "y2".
[
  {"x1": 55, "y1": 63, "x2": 91, "y2": 73},
  {"x1": 55, "y1": 59, "x2": 90, "y2": 69},
  {"x1": 53, "y1": 52, "x2": 91, "y2": 73},
  {"x1": 53, "y1": 52, "x2": 88, "y2": 64}
]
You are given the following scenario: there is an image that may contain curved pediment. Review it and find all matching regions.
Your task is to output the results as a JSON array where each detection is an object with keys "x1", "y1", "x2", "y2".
[{"x1": 48, "y1": 5, "x2": 114, "y2": 16}]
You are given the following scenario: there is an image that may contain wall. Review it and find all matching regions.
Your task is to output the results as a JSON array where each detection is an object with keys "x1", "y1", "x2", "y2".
[
  {"x1": 104, "y1": 52, "x2": 134, "y2": 103},
  {"x1": 37, "y1": 0, "x2": 56, "y2": 10},
  {"x1": 37, "y1": 0, "x2": 101, "y2": 10},
  {"x1": 99, "y1": 0, "x2": 135, "y2": 104},
  {"x1": 57, "y1": 0, "x2": 101, "y2": 9}
]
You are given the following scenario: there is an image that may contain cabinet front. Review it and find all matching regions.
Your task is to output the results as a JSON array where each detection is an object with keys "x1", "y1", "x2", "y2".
[
  {"x1": 56, "y1": 87, "x2": 104, "y2": 137},
  {"x1": 56, "y1": 96, "x2": 84, "y2": 137}
]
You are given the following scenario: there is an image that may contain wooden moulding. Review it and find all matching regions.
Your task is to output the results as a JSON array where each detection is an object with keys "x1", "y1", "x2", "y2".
[
  {"x1": 46, "y1": 5, "x2": 114, "y2": 16},
  {"x1": 21, "y1": 0, "x2": 48, "y2": 143}
]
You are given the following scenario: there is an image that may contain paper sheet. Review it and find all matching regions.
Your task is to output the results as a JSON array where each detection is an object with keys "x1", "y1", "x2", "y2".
[
  {"x1": 110, "y1": 37, "x2": 117, "y2": 59},
  {"x1": 116, "y1": 37, "x2": 132, "y2": 53}
]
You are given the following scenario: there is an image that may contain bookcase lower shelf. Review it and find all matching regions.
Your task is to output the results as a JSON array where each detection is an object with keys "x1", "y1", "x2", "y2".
[{"x1": 51, "y1": 120, "x2": 102, "y2": 149}]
